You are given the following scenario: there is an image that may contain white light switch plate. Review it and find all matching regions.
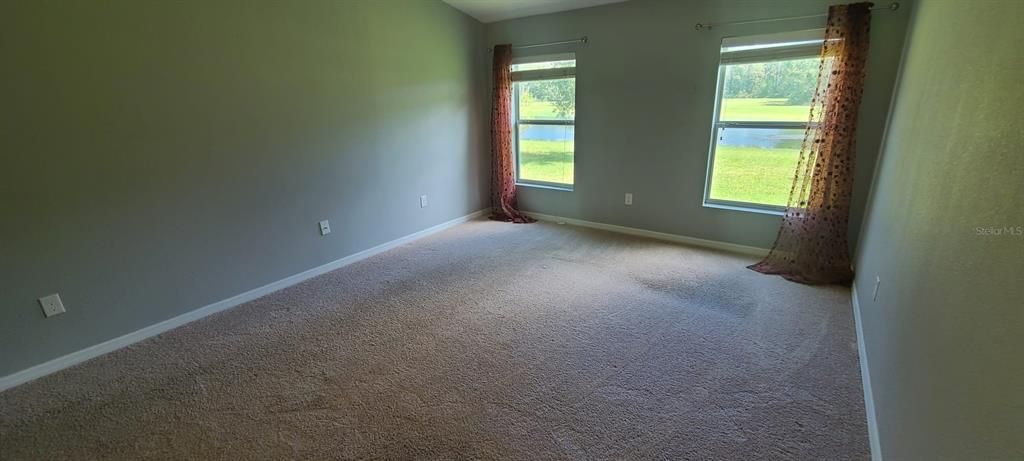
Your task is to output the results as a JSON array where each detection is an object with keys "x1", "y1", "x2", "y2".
[
  {"x1": 39, "y1": 293, "x2": 66, "y2": 317},
  {"x1": 319, "y1": 220, "x2": 331, "y2": 236},
  {"x1": 420, "y1": 195, "x2": 428, "y2": 208},
  {"x1": 625, "y1": 193, "x2": 633, "y2": 205}
]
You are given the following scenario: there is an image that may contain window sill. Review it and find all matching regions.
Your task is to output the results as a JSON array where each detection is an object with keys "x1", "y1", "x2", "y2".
[
  {"x1": 516, "y1": 182, "x2": 574, "y2": 192},
  {"x1": 703, "y1": 201, "x2": 785, "y2": 216}
]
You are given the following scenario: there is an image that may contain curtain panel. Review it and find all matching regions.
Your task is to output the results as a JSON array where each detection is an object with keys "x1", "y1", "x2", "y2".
[
  {"x1": 750, "y1": 2, "x2": 873, "y2": 284},
  {"x1": 489, "y1": 44, "x2": 534, "y2": 223}
]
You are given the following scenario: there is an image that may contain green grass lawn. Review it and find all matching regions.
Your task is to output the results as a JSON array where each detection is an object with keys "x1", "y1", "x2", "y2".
[
  {"x1": 720, "y1": 98, "x2": 810, "y2": 122},
  {"x1": 520, "y1": 100, "x2": 562, "y2": 119},
  {"x1": 518, "y1": 139, "x2": 573, "y2": 185},
  {"x1": 709, "y1": 145, "x2": 798, "y2": 207}
]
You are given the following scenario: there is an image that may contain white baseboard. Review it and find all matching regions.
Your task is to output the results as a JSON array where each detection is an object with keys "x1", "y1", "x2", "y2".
[
  {"x1": 524, "y1": 211, "x2": 769, "y2": 257},
  {"x1": 0, "y1": 209, "x2": 488, "y2": 392},
  {"x1": 851, "y1": 287, "x2": 883, "y2": 461}
]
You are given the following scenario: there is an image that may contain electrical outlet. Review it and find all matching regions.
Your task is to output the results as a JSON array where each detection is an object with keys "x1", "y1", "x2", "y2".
[
  {"x1": 420, "y1": 195, "x2": 428, "y2": 208},
  {"x1": 625, "y1": 193, "x2": 633, "y2": 205},
  {"x1": 39, "y1": 293, "x2": 66, "y2": 317},
  {"x1": 872, "y1": 276, "x2": 881, "y2": 301},
  {"x1": 319, "y1": 220, "x2": 331, "y2": 236}
]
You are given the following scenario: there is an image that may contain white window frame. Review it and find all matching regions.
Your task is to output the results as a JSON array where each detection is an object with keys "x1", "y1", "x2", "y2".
[
  {"x1": 703, "y1": 30, "x2": 824, "y2": 215},
  {"x1": 511, "y1": 53, "x2": 576, "y2": 191}
]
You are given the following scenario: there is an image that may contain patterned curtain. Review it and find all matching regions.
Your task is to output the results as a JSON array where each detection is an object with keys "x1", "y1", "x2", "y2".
[
  {"x1": 749, "y1": 3, "x2": 873, "y2": 284},
  {"x1": 490, "y1": 44, "x2": 535, "y2": 223}
]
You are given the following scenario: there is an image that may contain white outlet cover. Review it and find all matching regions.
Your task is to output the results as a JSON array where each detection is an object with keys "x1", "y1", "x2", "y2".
[
  {"x1": 39, "y1": 293, "x2": 66, "y2": 317},
  {"x1": 319, "y1": 220, "x2": 331, "y2": 236},
  {"x1": 625, "y1": 193, "x2": 633, "y2": 205}
]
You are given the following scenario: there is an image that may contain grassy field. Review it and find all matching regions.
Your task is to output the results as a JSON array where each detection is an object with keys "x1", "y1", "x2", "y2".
[
  {"x1": 709, "y1": 146, "x2": 798, "y2": 207},
  {"x1": 720, "y1": 98, "x2": 810, "y2": 122},
  {"x1": 517, "y1": 139, "x2": 574, "y2": 185},
  {"x1": 520, "y1": 100, "x2": 562, "y2": 120}
]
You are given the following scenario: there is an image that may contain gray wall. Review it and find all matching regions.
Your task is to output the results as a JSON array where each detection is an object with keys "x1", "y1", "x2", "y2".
[
  {"x1": 486, "y1": 0, "x2": 909, "y2": 249},
  {"x1": 0, "y1": 0, "x2": 488, "y2": 376},
  {"x1": 853, "y1": 0, "x2": 1024, "y2": 459}
]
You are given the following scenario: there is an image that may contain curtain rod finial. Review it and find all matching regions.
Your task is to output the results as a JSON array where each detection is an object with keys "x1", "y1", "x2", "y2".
[
  {"x1": 889, "y1": 2, "x2": 900, "y2": 11},
  {"x1": 695, "y1": 23, "x2": 711, "y2": 31}
]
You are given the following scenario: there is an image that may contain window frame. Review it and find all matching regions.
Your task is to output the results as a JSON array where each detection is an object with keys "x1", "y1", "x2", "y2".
[
  {"x1": 703, "y1": 31, "x2": 824, "y2": 215},
  {"x1": 511, "y1": 54, "x2": 576, "y2": 191}
]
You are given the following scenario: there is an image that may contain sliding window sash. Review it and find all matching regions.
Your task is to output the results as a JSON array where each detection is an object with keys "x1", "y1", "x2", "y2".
[
  {"x1": 511, "y1": 63, "x2": 576, "y2": 188},
  {"x1": 720, "y1": 44, "x2": 823, "y2": 65},
  {"x1": 715, "y1": 121, "x2": 811, "y2": 130},
  {"x1": 511, "y1": 67, "x2": 575, "y2": 82},
  {"x1": 720, "y1": 28, "x2": 825, "y2": 64},
  {"x1": 518, "y1": 119, "x2": 574, "y2": 126}
]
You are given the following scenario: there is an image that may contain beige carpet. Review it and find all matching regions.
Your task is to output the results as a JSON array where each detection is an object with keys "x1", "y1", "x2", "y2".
[{"x1": 0, "y1": 219, "x2": 868, "y2": 459}]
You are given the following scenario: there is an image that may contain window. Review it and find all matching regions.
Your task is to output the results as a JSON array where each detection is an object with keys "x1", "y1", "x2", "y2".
[
  {"x1": 511, "y1": 55, "x2": 576, "y2": 189},
  {"x1": 704, "y1": 30, "x2": 826, "y2": 213}
]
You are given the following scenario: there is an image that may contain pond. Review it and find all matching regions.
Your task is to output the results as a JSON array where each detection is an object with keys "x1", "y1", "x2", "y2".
[
  {"x1": 519, "y1": 124, "x2": 574, "y2": 142},
  {"x1": 717, "y1": 127, "x2": 805, "y2": 150}
]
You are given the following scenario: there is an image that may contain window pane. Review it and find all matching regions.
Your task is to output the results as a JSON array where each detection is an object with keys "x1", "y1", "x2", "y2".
[
  {"x1": 518, "y1": 124, "x2": 574, "y2": 185},
  {"x1": 719, "y1": 57, "x2": 820, "y2": 122},
  {"x1": 511, "y1": 60, "x2": 575, "y2": 72},
  {"x1": 708, "y1": 127, "x2": 803, "y2": 207},
  {"x1": 518, "y1": 78, "x2": 575, "y2": 121}
]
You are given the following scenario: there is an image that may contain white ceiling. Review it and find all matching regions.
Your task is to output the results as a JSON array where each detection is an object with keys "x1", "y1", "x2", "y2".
[{"x1": 442, "y1": 0, "x2": 629, "y2": 23}]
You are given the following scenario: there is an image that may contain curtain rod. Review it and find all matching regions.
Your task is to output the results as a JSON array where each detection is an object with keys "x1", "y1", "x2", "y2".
[
  {"x1": 695, "y1": 2, "x2": 899, "y2": 31},
  {"x1": 488, "y1": 36, "x2": 588, "y2": 52}
]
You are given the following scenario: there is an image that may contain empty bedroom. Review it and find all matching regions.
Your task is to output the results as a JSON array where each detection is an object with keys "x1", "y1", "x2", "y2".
[{"x1": 1, "y1": 0, "x2": 1020, "y2": 459}]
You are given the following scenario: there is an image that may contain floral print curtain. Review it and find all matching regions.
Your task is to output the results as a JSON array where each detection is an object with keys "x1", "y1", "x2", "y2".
[
  {"x1": 749, "y1": 2, "x2": 873, "y2": 284},
  {"x1": 490, "y1": 44, "x2": 534, "y2": 223}
]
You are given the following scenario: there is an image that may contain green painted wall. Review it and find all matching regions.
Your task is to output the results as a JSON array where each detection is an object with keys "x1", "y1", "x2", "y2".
[
  {"x1": 853, "y1": 0, "x2": 1024, "y2": 458},
  {"x1": 0, "y1": 0, "x2": 487, "y2": 376},
  {"x1": 486, "y1": 0, "x2": 909, "y2": 249}
]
